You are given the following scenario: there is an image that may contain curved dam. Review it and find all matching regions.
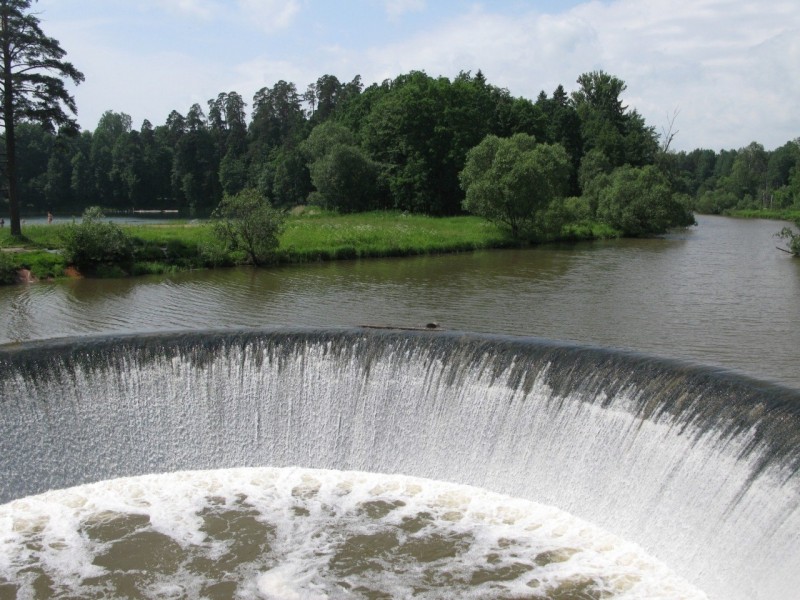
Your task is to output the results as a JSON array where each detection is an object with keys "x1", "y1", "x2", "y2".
[{"x1": 1, "y1": 328, "x2": 798, "y2": 599}]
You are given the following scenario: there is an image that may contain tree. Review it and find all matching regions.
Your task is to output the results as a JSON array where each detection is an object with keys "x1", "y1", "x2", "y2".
[
  {"x1": 536, "y1": 85, "x2": 582, "y2": 192},
  {"x1": 208, "y1": 91, "x2": 248, "y2": 196},
  {"x1": 250, "y1": 80, "x2": 306, "y2": 153},
  {"x1": 1, "y1": 0, "x2": 84, "y2": 236},
  {"x1": 777, "y1": 221, "x2": 800, "y2": 257},
  {"x1": 596, "y1": 165, "x2": 695, "y2": 236},
  {"x1": 570, "y1": 71, "x2": 657, "y2": 169},
  {"x1": 211, "y1": 188, "x2": 285, "y2": 266},
  {"x1": 172, "y1": 103, "x2": 220, "y2": 214},
  {"x1": 728, "y1": 142, "x2": 768, "y2": 205},
  {"x1": 307, "y1": 74, "x2": 342, "y2": 123},
  {"x1": 90, "y1": 111, "x2": 131, "y2": 207},
  {"x1": 460, "y1": 133, "x2": 571, "y2": 240},
  {"x1": 308, "y1": 143, "x2": 381, "y2": 212},
  {"x1": 138, "y1": 119, "x2": 173, "y2": 209}
]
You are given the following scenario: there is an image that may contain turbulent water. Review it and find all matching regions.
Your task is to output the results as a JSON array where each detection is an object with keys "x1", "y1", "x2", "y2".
[
  {"x1": 0, "y1": 468, "x2": 705, "y2": 599},
  {"x1": 1, "y1": 328, "x2": 799, "y2": 599}
]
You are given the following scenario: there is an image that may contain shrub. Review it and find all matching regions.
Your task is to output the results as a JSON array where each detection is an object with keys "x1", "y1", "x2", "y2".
[
  {"x1": 211, "y1": 189, "x2": 286, "y2": 266},
  {"x1": 60, "y1": 207, "x2": 135, "y2": 274},
  {"x1": 0, "y1": 251, "x2": 17, "y2": 284},
  {"x1": 596, "y1": 165, "x2": 695, "y2": 236},
  {"x1": 777, "y1": 222, "x2": 800, "y2": 257}
]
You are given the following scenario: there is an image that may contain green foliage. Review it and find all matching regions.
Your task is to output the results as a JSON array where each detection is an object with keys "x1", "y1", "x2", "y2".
[
  {"x1": 460, "y1": 133, "x2": 571, "y2": 240},
  {"x1": 303, "y1": 121, "x2": 357, "y2": 161},
  {"x1": 5, "y1": 208, "x2": 641, "y2": 286},
  {"x1": 301, "y1": 121, "x2": 384, "y2": 212},
  {"x1": 211, "y1": 188, "x2": 286, "y2": 265},
  {"x1": 562, "y1": 196, "x2": 593, "y2": 223},
  {"x1": 777, "y1": 222, "x2": 800, "y2": 256},
  {"x1": 359, "y1": 70, "x2": 548, "y2": 215},
  {"x1": 694, "y1": 188, "x2": 739, "y2": 214},
  {"x1": 596, "y1": 165, "x2": 696, "y2": 236},
  {"x1": 219, "y1": 148, "x2": 248, "y2": 196},
  {"x1": 307, "y1": 145, "x2": 382, "y2": 213},
  {"x1": 570, "y1": 71, "x2": 658, "y2": 168},
  {"x1": 60, "y1": 207, "x2": 135, "y2": 273},
  {"x1": 0, "y1": 251, "x2": 17, "y2": 284},
  {"x1": 15, "y1": 251, "x2": 66, "y2": 279}
]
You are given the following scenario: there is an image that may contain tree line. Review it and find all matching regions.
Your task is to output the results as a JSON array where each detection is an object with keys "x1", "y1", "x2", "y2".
[
  {"x1": 7, "y1": 69, "x2": 666, "y2": 217},
  {"x1": 658, "y1": 140, "x2": 800, "y2": 214},
  {"x1": 11, "y1": 68, "x2": 799, "y2": 223}
]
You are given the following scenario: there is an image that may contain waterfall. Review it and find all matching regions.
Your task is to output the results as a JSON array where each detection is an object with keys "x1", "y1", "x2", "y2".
[{"x1": 1, "y1": 328, "x2": 798, "y2": 599}]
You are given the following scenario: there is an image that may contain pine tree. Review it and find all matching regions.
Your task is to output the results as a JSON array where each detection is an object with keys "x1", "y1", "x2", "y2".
[{"x1": 1, "y1": 0, "x2": 84, "y2": 236}]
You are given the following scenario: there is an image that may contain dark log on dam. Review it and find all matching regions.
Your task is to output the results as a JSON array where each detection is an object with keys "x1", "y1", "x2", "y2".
[{"x1": 0, "y1": 328, "x2": 798, "y2": 599}]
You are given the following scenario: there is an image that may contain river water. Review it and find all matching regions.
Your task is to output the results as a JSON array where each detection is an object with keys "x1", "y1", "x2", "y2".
[{"x1": 2, "y1": 215, "x2": 798, "y2": 388}]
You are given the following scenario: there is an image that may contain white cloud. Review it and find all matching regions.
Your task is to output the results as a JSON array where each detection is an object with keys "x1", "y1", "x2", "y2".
[
  {"x1": 384, "y1": 0, "x2": 426, "y2": 19},
  {"x1": 568, "y1": 0, "x2": 800, "y2": 149},
  {"x1": 71, "y1": 47, "x2": 228, "y2": 129},
  {"x1": 157, "y1": 0, "x2": 217, "y2": 19},
  {"x1": 152, "y1": 0, "x2": 301, "y2": 31},
  {"x1": 237, "y1": 0, "x2": 301, "y2": 31},
  {"x1": 357, "y1": 7, "x2": 600, "y2": 101}
]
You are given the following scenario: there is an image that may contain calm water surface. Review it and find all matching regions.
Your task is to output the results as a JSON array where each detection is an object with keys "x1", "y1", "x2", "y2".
[{"x1": 2, "y1": 215, "x2": 799, "y2": 388}]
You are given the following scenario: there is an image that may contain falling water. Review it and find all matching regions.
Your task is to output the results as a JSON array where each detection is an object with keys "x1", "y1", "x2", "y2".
[{"x1": 1, "y1": 328, "x2": 798, "y2": 599}]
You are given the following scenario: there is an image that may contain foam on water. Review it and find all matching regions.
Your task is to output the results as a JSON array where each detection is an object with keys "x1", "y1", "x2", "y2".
[{"x1": 0, "y1": 467, "x2": 705, "y2": 599}]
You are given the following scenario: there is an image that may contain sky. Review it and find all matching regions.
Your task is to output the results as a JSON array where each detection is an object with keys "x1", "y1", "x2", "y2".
[{"x1": 34, "y1": 0, "x2": 800, "y2": 152}]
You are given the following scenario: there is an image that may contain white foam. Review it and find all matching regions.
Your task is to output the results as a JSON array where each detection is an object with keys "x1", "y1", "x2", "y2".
[{"x1": 0, "y1": 467, "x2": 706, "y2": 599}]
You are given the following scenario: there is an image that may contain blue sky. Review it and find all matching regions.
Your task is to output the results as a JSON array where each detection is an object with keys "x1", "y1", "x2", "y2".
[{"x1": 36, "y1": 0, "x2": 800, "y2": 152}]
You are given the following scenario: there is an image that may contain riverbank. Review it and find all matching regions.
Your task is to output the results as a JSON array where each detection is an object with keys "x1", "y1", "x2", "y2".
[
  {"x1": 725, "y1": 208, "x2": 800, "y2": 221},
  {"x1": 0, "y1": 210, "x2": 618, "y2": 285}
]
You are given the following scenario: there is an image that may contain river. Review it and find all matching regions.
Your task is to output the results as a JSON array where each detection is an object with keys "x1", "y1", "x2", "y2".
[
  {"x1": 1, "y1": 215, "x2": 799, "y2": 388},
  {"x1": 3, "y1": 214, "x2": 800, "y2": 599}
]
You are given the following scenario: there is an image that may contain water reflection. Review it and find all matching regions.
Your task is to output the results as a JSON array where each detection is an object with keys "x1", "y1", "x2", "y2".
[{"x1": 1, "y1": 216, "x2": 798, "y2": 388}]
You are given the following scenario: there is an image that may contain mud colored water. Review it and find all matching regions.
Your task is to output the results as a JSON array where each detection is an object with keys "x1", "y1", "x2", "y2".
[
  {"x1": 0, "y1": 467, "x2": 705, "y2": 599},
  {"x1": 1, "y1": 215, "x2": 798, "y2": 388}
]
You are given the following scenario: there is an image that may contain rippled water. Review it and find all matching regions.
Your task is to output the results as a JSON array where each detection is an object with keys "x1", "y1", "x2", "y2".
[{"x1": 1, "y1": 215, "x2": 799, "y2": 388}]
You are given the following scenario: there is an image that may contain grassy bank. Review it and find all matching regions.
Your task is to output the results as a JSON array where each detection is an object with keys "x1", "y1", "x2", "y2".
[
  {"x1": 0, "y1": 210, "x2": 616, "y2": 284},
  {"x1": 724, "y1": 208, "x2": 800, "y2": 221}
]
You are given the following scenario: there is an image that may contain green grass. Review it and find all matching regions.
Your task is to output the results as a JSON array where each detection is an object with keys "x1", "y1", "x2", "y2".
[
  {"x1": 725, "y1": 208, "x2": 800, "y2": 222},
  {"x1": 276, "y1": 211, "x2": 513, "y2": 262},
  {"x1": 0, "y1": 210, "x2": 619, "y2": 284},
  {"x1": 0, "y1": 224, "x2": 63, "y2": 249},
  {"x1": 560, "y1": 220, "x2": 621, "y2": 241}
]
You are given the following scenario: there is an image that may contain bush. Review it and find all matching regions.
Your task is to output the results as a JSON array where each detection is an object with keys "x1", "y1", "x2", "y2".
[
  {"x1": 562, "y1": 196, "x2": 592, "y2": 223},
  {"x1": 777, "y1": 222, "x2": 800, "y2": 256},
  {"x1": 60, "y1": 207, "x2": 135, "y2": 273},
  {"x1": 0, "y1": 251, "x2": 17, "y2": 284},
  {"x1": 211, "y1": 189, "x2": 286, "y2": 266},
  {"x1": 460, "y1": 134, "x2": 571, "y2": 241},
  {"x1": 596, "y1": 165, "x2": 695, "y2": 236},
  {"x1": 694, "y1": 189, "x2": 738, "y2": 214}
]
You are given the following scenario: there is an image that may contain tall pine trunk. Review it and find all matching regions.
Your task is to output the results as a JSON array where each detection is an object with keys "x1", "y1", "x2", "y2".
[{"x1": 1, "y1": 8, "x2": 20, "y2": 237}]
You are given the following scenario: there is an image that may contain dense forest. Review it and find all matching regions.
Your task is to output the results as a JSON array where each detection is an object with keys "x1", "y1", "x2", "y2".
[{"x1": 5, "y1": 69, "x2": 800, "y2": 221}]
